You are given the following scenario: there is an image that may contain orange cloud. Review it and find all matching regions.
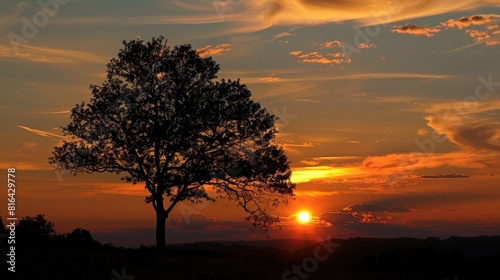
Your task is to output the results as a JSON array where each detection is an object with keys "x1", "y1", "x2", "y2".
[
  {"x1": 392, "y1": 24, "x2": 441, "y2": 37},
  {"x1": 486, "y1": 39, "x2": 500, "y2": 45},
  {"x1": 299, "y1": 160, "x2": 320, "y2": 166},
  {"x1": 291, "y1": 166, "x2": 368, "y2": 183},
  {"x1": 441, "y1": 14, "x2": 498, "y2": 29},
  {"x1": 273, "y1": 31, "x2": 296, "y2": 40},
  {"x1": 262, "y1": 0, "x2": 500, "y2": 28},
  {"x1": 357, "y1": 43, "x2": 377, "y2": 49},
  {"x1": 441, "y1": 14, "x2": 500, "y2": 45},
  {"x1": 289, "y1": 50, "x2": 350, "y2": 65},
  {"x1": 298, "y1": 156, "x2": 363, "y2": 167},
  {"x1": 0, "y1": 162, "x2": 51, "y2": 171},
  {"x1": 197, "y1": 43, "x2": 233, "y2": 57},
  {"x1": 355, "y1": 100, "x2": 500, "y2": 174},
  {"x1": 465, "y1": 29, "x2": 491, "y2": 41},
  {"x1": 293, "y1": 100, "x2": 500, "y2": 182},
  {"x1": 394, "y1": 14, "x2": 500, "y2": 48},
  {"x1": 294, "y1": 190, "x2": 340, "y2": 198},
  {"x1": 321, "y1": 41, "x2": 341, "y2": 48},
  {"x1": 157, "y1": 1, "x2": 500, "y2": 36},
  {"x1": 281, "y1": 141, "x2": 317, "y2": 154},
  {"x1": 227, "y1": 72, "x2": 452, "y2": 85},
  {"x1": 258, "y1": 76, "x2": 282, "y2": 82},
  {"x1": 361, "y1": 151, "x2": 499, "y2": 174},
  {"x1": 424, "y1": 100, "x2": 500, "y2": 152}
]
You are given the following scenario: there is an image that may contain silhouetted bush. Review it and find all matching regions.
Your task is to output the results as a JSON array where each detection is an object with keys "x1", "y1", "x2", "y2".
[
  {"x1": 66, "y1": 228, "x2": 98, "y2": 248},
  {"x1": 17, "y1": 214, "x2": 55, "y2": 245},
  {"x1": 14, "y1": 214, "x2": 104, "y2": 250}
]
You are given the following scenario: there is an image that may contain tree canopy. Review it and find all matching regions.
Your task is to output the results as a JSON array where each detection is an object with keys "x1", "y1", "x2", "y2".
[
  {"x1": 17, "y1": 214, "x2": 55, "y2": 242},
  {"x1": 49, "y1": 36, "x2": 295, "y2": 250}
]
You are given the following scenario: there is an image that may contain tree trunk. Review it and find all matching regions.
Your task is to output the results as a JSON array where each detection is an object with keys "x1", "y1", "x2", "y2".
[{"x1": 155, "y1": 209, "x2": 166, "y2": 252}]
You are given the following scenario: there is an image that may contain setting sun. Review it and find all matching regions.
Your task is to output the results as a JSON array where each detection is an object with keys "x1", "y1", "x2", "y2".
[{"x1": 297, "y1": 211, "x2": 312, "y2": 224}]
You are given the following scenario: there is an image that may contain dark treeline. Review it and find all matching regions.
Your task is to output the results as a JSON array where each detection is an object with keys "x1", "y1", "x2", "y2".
[
  {"x1": 1, "y1": 214, "x2": 100, "y2": 249},
  {"x1": 1, "y1": 214, "x2": 499, "y2": 279}
]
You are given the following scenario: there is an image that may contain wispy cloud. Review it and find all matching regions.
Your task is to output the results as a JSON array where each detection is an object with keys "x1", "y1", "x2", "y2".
[
  {"x1": 197, "y1": 43, "x2": 233, "y2": 57},
  {"x1": 16, "y1": 125, "x2": 64, "y2": 139},
  {"x1": 0, "y1": 8, "x2": 23, "y2": 29},
  {"x1": 49, "y1": 182, "x2": 151, "y2": 197},
  {"x1": 258, "y1": 75, "x2": 282, "y2": 82},
  {"x1": 420, "y1": 174, "x2": 470, "y2": 178},
  {"x1": 343, "y1": 203, "x2": 411, "y2": 213},
  {"x1": 447, "y1": 35, "x2": 500, "y2": 52},
  {"x1": 137, "y1": 1, "x2": 500, "y2": 35},
  {"x1": 361, "y1": 151, "x2": 499, "y2": 173},
  {"x1": 357, "y1": 43, "x2": 377, "y2": 49},
  {"x1": 424, "y1": 100, "x2": 500, "y2": 152},
  {"x1": 0, "y1": 161, "x2": 50, "y2": 171},
  {"x1": 127, "y1": 15, "x2": 224, "y2": 25},
  {"x1": 291, "y1": 166, "x2": 368, "y2": 183},
  {"x1": 28, "y1": 110, "x2": 71, "y2": 115},
  {"x1": 293, "y1": 99, "x2": 500, "y2": 182},
  {"x1": 325, "y1": 73, "x2": 452, "y2": 80},
  {"x1": 294, "y1": 190, "x2": 340, "y2": 198},
  {"x1": 289, "y1": 50, "x2": 350, "y2": 65},
  {"x1": 272, "y1": 31, "x2": 296, "y2": 40},
  {"x1": 315, "y1": 156, "x2": 363, "y2": 161},
  {"x1": 172, "y1": 0, "x2": 216, "y2": 12},
  {"x1": 262, "y1": 0, "x2": 500, "y2": 28},
  {"x1": 17, "y1": 142, "x2": 38, "y2": 154},
  {"x1": 291, "y1": 99, "x2": 322, "y2": 103},
  {"x1": 0, "y1": 44, "x2": 107, "y2": 63},
  {"x1": 321, "y1": 41, "x2": 341, "y2": 48},
  {"x1": 240, "y1": 72, "x2": 453, "y2": 84},
  {"x1": 281, "y1": 141, "x2": 317, "y2": 154}
]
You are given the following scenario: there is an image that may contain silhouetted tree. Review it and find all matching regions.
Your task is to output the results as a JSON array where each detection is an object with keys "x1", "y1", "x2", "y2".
[
  {"x1": 17, "y1": 214, "x2": 55, "y2": 243},
  {"x1": 49, "y1": 36, "x2": 295, "y2": 251},
  {"x1": 66, "y1": 228, "x2": 97, "y2": 247}
]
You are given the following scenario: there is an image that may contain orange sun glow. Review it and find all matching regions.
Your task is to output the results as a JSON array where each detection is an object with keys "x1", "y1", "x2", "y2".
[{"x1": 297, "y1": 211, "x2": 312, "y2": 224}]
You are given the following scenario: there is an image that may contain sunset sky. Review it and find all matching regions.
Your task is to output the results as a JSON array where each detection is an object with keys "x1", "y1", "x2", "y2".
[{"x1": 1, "y1": 0, "x2": 499, "y2": 247}]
